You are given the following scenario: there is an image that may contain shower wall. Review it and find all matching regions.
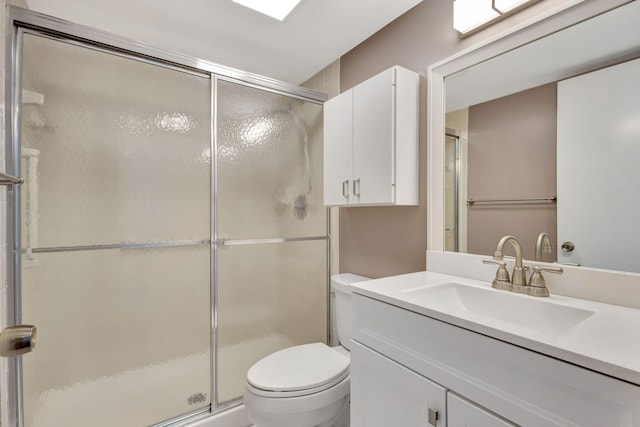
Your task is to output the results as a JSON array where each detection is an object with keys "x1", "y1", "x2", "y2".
[
  {"x1": 302, "y1": 60, "x2": 340, "y2": 272},
  {"x1": 301, "y1": 59, "x2": 341, "y2": 347}
]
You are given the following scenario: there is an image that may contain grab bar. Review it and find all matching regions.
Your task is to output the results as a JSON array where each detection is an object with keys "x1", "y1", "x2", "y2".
[
  {"x1": 0, "y1": 172, "x2": 23, "y2": 186},
  {"x1": 467, "y1": 196, "x2": 556, "y2": 206}
]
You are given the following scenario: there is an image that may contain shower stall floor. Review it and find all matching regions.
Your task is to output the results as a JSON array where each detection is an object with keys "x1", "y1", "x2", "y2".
[{"x1": 27, "y1": 334, "x2": 295, "y2": 427}]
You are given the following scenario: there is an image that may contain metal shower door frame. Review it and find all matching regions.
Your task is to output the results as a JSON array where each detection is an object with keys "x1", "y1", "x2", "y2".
[{"x1": 4, "y1": 7, "x2": 329, "y2": 427}]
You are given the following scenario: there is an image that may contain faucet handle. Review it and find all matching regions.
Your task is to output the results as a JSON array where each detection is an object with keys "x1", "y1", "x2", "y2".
[
  {"x1": 537, "y1": 265, "x2": 564, "y2": 275},
  {"x1": 483, "y1": 258, "x2": 511, "y2": 290},
  {"x1": 483, "y1": 258, "x2": 506, "y2": 267},
  {"x1": 527, "y1": 265, "x2": 563, "y2": 297}
]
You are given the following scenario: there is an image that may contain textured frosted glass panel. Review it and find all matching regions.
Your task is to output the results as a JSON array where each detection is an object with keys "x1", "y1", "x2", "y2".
[
  {"x1": 217, "y1": 240, "x2": 328, "y2": 403},
  {"x1": 217, "y1": 81, "x2": 325, "y2": 239},
  {"x1": 21, "y1": 246, "x2": 211, "y2": 427},
  {"x1": 21, "y1": 34, "x2": 211, "y2": 248}
]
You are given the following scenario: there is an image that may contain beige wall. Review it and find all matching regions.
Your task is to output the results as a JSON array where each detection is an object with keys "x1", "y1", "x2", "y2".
[
  {"x1": 337, "y1": 0, "x2": 594, "y2": 278},
  {"x1": 467, "y1": 83, "x2": 557, "y2": 261}
]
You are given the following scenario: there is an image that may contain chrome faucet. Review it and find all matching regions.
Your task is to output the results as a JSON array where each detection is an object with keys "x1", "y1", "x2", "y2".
[
  {"x1": 483, "y1": 235, "x2": 563, "y2": 297},
  {"x1": 482, "y1": 235, "x2": 525, "y2": 290},
  {"x1": 494, "y1": 235, "x2": 526, "y2": 286},
  {"x1": 535, "y1": 232, "x2": 553, "y2": 261}
]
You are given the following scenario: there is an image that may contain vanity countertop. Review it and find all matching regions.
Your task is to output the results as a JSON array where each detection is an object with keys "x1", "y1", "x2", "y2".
[{"x1": 351, "y1": 271, "x2": 640, "y2": 386}]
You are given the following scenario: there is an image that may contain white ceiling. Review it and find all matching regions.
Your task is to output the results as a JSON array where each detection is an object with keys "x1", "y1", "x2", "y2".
[{"x1": 25, "y1": 0, "x2": 423, "y2": 85}]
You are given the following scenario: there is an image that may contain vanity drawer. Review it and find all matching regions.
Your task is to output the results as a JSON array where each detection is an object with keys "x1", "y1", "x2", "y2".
[
  {"x1": 448, "y1": 394, "x2": 516, "y2": 427},
  {"x1": 352, "y1": 294, "x2": 640, "y2": 427}
]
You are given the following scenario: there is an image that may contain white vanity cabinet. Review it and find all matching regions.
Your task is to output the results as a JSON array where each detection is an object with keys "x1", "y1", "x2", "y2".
[
  {"x1": 351, "y1": 341, "x2": 507, "y2": 427},
  {"x1": 323, "y1": 65, "x2": 418, "y2": 206},
  {"x1": 351, "y1": 293, "x2": 640, "y2": 427},
  {"x1": 350, "y1": 341, "x2": 446, "y2": 427},
  {"x1": 448, "y1": 394, "x2": 515, "y2": 427}
]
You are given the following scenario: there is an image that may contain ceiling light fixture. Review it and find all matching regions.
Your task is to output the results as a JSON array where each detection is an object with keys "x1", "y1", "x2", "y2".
[
  {"x1": 453, "y1": 0, "x2": 499, "y2": 35},
  {"x1": 453, "y1": 0, "x2": 540, "y2": 36},
  {"x1": 233, "y1": 0, "x2": 303, "y2": 21},
  {"x1": 493, "y1": 0, "x2": 531, "y2": 13}
]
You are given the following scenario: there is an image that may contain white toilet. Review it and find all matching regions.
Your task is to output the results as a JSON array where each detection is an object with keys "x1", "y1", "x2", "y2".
[{"x1": 243, "y1": 273, "x2": 370, "y2": 427}]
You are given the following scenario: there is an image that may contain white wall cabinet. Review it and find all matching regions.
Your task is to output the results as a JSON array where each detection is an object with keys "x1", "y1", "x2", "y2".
[
  {"x1": 323, "y1": 66, "x2": 418, "y2": 206},
  {"x1": 351, "y1": 294, "x2": 640, "y2": 426}
]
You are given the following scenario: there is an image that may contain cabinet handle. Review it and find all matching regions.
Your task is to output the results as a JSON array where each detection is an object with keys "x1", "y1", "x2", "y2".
[
  {"x1": 428, "y1": 408, "x2": 439, "y2": 426},
  {"x1": 342, "y1": 180, "x2": 350, "y2": 200},
  {"x1": 353, "y1": 178, "x2": 361, "y2": 197}
]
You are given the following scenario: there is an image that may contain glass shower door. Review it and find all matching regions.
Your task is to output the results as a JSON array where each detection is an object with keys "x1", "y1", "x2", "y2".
[
  {"x1": 444, "y1": 133, "x2": 460, "y2": 252},
  {"x1": 215, "y1": 80, "x2": 328, "y2": 403},
  {"x1": 18, "y1": 33, "x2": 212, "y2": 426}
]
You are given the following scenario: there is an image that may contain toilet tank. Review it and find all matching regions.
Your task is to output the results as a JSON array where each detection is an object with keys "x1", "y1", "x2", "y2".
[{"x1": 331, "y1": 273, "x2": 370, "y2": 350}]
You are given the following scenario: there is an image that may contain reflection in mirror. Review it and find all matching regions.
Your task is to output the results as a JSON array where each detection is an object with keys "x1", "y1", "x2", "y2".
[
  {"x1": 445, "y1": 83, "x2": 557, "y2": 263},
  {"x1": 444, "y1": 131, "x2": 460, "y2": 253},
  {"x1": 443, "y1": 1, "x2": 640, "y2": 273}
]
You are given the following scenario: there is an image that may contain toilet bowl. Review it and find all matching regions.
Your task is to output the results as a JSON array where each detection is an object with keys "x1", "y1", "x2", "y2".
[{"x1": 243, "y1": 273, "x2": 370, "y2": 427}]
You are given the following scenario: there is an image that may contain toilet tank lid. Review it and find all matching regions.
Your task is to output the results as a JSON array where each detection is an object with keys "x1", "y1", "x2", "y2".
[{"x1": 331, "y1": 273, "x2": 370, "y2": 294}]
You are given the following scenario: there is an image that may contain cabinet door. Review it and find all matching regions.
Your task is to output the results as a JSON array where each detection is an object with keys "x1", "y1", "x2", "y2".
[
  {"x1": 351, "y1": 341, "x2": 446, "y2": 427},
  {"x1": 353, "y1": 68, "x2": 395, "y2": 205},
  {"x1": 323, "y1": 89, "x2": 353, "y2": 206},
  {"x1": 448, "y1": 394, "x2": 516, "y2": 427}
]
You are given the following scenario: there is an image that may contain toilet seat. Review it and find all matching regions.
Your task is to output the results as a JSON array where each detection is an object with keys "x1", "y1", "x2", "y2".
[{"x1": 247, "y1": 343, "x2": 350, "y2": 398}]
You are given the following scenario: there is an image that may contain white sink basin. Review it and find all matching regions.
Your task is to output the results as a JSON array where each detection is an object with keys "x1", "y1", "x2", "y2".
[{"x1": 402, "y1": 282, "x2": 595, "y2": 336}]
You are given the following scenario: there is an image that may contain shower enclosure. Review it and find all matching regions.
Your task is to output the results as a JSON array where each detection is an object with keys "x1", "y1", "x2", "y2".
[
  {"x1": 444, "y1": 133, "x2": 460, "y2": 252},
  {"x1": 5, "y1": 8, "x2": 328, "y2": 427}
]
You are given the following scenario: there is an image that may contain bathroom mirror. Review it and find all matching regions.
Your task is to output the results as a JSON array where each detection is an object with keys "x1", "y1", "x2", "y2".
[{"x1": 428, "y1": 0, "x2": 640, "y2": 274}]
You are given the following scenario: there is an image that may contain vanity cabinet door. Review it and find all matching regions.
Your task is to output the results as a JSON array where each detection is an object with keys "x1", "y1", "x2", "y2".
[
  {"x1": 448, "y1": 394, "x2": 516, "y2": 427},
  {"x1": 350, "y1": 341, "x2": 446, "y2": 427}
]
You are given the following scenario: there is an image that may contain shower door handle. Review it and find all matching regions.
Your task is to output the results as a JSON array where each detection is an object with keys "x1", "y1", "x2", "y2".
[
  {"x1": 0, "y1": 172, "x2": 23, "y2": 186},
  {"x1": 0, "y1": 325, "x2": 36, "y2": 357}
]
